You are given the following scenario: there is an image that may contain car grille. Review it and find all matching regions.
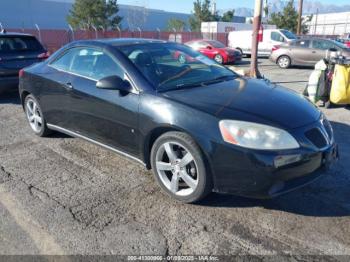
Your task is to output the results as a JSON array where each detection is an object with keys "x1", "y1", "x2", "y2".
[{"x1": 305, "y1": 128, "x2": 328, "y2": 149}]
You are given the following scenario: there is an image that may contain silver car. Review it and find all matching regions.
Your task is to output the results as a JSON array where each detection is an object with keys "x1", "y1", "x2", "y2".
[{"x1": 270, "y1": 37, "x2": 350, "y2": 69}]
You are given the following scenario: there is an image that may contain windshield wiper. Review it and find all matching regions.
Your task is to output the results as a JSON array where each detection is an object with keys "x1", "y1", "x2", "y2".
[
  {"x1": 175, "y1": 82, "x2": 203, "y2": 89},
  {"x1": 158, "y1": 75, "x2": 236, "y2": 92},
  {"x1": 201, "y1": 75, "x2": 236, "y2": 86}
]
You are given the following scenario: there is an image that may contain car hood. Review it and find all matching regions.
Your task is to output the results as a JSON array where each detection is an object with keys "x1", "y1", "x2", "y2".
[{"x1": 162, "y1": 77, "x2": 320, "y2": 129}]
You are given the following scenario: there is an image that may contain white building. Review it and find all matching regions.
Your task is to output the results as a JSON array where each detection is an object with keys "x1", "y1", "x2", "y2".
[
  {"x1": 201, "y1": 21, "x2": 276, "y2": 34},
  {"x1": 306, "y1": 11, "x2": 350, "y2": 36}
]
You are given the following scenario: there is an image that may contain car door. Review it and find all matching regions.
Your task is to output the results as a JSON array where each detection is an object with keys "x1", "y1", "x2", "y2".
[
  {"x1": 40, "y1": 48, "x2": 78, "y2": 128},
  {"x1": 56, "y1": 47, "x2": 140, "y2": 156},
  {"x1": 310, "y1": 39, "x2": 333, "y2": 62},
  {"x1": 290, "y1": 39, "x2": 312, "y2": 65}
]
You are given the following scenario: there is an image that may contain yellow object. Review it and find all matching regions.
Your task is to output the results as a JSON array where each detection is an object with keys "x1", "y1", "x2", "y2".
[{"x1": 330, "y1": 64, "x2": 350, "y2": 104}]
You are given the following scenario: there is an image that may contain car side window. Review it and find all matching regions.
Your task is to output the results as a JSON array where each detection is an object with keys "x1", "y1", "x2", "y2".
[
  {"x1": 91, "y1": 53, "x2": 124, "y2": 80},
  {"x1": 312, "y1": 40, "x2": 333, "y2": 50},
  {"x1": 198, "y1": 41, "x2": 209, "y2": 48},
  {"x1": 295, "y1": 40, "x2": 310, "y2": 48},
  {"x1": 50, "y1": 48, "x2": 80, "y2": 71},
  {"x1": 51, "y1": 47, "x2": 124, "y2": 80},
  {"x1": 271, "y1": 32, "x2": 285, "y2": 42}
]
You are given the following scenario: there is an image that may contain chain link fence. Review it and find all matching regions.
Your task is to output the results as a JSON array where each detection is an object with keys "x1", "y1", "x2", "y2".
[{"x1": 8, "y1": 28, "x2": 230, "y2": 53}]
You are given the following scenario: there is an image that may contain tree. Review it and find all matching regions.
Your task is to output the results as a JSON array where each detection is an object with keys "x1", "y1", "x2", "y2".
[
  {"x1": 263, "y1": 5, "x2": 269, "y2": 18},
  {"x1": 189, "y1": 0, "x2": 219, "y2": 32},
  {"x1": 67, "y1": 0, "x2": 122, "y2": 30},
  {"x1": 302, "y1": 14, "x2": 313, "y2": 34},
  {"x1": 167, "y1": 19, "x2": 186, "y2": 32},
  {"x1": 221, "y1": 9, "x2": 235, "y2": 22},
  {"x1": 269, "y1": 0, "x2": 298, "y2": 33},
  {"x1": 263, "y1": 0, "x2": 269, "y2": 18}
]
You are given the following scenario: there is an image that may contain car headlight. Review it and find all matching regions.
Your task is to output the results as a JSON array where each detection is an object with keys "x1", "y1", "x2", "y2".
[{"x1": 219, "y1": 120, "x2": 299, "y2": 150}]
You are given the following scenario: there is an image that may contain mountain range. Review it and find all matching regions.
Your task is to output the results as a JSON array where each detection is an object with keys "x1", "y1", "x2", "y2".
[{"x1": 224, "y1": 0, "x2": 350, "y2": 17}]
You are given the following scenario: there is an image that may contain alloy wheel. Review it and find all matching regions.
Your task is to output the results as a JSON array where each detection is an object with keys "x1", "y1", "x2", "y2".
[
  {"x1": 214, "y1": 54, "x2": 223, "y2": 64},
  {"x1": 25, "y1": 98, "x2": 43, "y2": 133},
  {"x1": 155, "y1": 141, "x2": 199, "y2": 196},
  {"x1": 278, "y1": 56, "x2": 290, "y2": 68}
]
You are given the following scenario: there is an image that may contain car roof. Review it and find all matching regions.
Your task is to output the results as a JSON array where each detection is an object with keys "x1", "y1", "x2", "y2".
[
  {"x1": 297, "y1": 37, "x2": 334, "y2": 41},
  {"x1": 74, "y1": 38, "x2": 167, "y2": 47}
]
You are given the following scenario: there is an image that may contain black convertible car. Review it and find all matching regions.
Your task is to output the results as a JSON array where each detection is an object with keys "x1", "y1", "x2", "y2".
[{"x1": 19, "y1": 38, "x2": 338, "y2": 203}]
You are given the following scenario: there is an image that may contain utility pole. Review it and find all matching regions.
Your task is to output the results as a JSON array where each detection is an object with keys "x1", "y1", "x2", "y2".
[
  {"x1": 297, "y1": 0, "x2": 304, "y2": 35},
  {"x1": 249, "y1": 0, "x2": 263, "y2": 78},
  {"x1": 314, "y1": 8, "x2": 319, "y2": 35}
]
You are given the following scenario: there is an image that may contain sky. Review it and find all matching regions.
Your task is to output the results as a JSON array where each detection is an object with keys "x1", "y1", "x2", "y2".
[{"x1": 117, "y1": 0, "x2": 350, "y2": 14}]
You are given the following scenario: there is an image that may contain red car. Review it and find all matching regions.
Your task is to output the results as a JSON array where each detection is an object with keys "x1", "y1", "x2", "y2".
[{"x1": 184, "y1": 39, "x2": 242, "y2": 64}]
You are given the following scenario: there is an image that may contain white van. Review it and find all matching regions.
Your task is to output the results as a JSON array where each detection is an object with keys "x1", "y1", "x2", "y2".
[{"x1": 228, "y1": 29, "x2": 297, "y2": 57}]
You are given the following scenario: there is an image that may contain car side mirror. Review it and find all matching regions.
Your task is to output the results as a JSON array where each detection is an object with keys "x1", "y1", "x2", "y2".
[
  {"x1": 96, "y1": 75, "x2": 131, "y2": 93},
  {"x1": 206, "y1": 45, "x2": 212, "y2": 50}
]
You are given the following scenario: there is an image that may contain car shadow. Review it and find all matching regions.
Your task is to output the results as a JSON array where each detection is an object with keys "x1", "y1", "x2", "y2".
[
  {"x1": 230, "y1": 60, "x2": 253, "y2": 66},
  {"x1": 199, "y1": 121, "x2": 350, "y2": 218},
  {"x1": 0, "y1": 91, "x2": 21, "y2": 105},
  {"x1": 291, "y1": 65, "x2": 314, "y2": 70}
]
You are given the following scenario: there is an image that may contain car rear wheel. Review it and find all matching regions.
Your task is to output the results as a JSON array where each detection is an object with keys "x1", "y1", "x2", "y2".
[
  {"x1": 150, "y1": 132, "x2": 212, "y2": 203},
  {"x1": 24, "y1": 94, "x2": 51, "y2": 137},
  {"x1": 214, "y1": 54, "x2": 224, "y2": 64},
  {"x1": 277, "y1": 55, "x2": 291, "y2": 69}
]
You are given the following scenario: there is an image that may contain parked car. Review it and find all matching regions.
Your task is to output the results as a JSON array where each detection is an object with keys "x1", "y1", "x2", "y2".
[
  {"x1": 184, "y1": 39, "x2": 242, "y2": 64},
  {"x1": 270, "y1": 37, "x2": 350, "y2": 69},
  {"x1": 229, "y1": 29, "x2": 297, "y2": 57},
  {"x1": 19, "y1": 39, "x2": 338, "y2": 203},
  {"x1": 335, "y1": 38, "x2": 350, "y2": 48},
  {"x1": 0, "y1": 31, "x2": 49, "y2": 93}
]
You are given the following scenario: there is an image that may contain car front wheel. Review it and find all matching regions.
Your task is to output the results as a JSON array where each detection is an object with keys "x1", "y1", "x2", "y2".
[
  {"x1": 24, "y1": 94, "x2": 51, "y2": 137},
  {"x1": 150, "y1": 132, "x2": 212, "y2": 203},
  {"x1": 277, "y1": 55, "x2": 291, "y2": 69},
  {"x1": 214, "y1": 54, "x2": 224, "y2": 64}
]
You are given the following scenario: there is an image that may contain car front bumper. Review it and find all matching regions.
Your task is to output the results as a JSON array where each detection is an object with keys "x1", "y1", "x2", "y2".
[
  {"x1": 210, "y1": 141, "x2": 338, "y2": 199},
  {"x1": 226, "y1": 54, "x2": 242, "y2": 64}
]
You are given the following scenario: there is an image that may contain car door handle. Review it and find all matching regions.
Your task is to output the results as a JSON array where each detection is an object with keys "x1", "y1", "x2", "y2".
[
  {"x1": 64, "y1": 82, "x2": 74, "y2": 90},
  {"x1": 312, "y1": 51, "x2": 316, "y2": 53}
]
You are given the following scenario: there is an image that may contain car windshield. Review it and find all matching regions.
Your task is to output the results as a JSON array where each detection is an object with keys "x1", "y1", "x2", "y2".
[
  {"x1": 118, "y1": 42, "x2": 237, "y2": 92},
  {"x1": 333, "y1": 40, "x2": 350, "y2": 50},
  {"x1": 280, "y1": 30, "x2": 297, "y2": 40},
  {"x1": 206, "y1": 40, "x2": 226, "y2": 48},
  {"x1": 0, "y1": 36, "x2": 44, "y2": 53}
]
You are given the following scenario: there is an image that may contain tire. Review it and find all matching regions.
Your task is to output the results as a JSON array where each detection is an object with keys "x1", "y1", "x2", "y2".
[
  {"x1": 214, "y1": 54, "x2": 224, "y2": 64},
  {"x1": 277, "y1": 55, "x2": 291, "y2": 69},
  {"x1": 24, "y1": 94, "x2": 51, "y2": 137},
  {"x1": 150, "y1": 131, "x2": 212, "y2": 203}
]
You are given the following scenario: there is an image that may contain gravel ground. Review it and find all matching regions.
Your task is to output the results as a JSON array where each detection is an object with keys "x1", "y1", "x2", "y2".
[{"x1": 0, "y1": 58, "x2": 350, "y2": 257}]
